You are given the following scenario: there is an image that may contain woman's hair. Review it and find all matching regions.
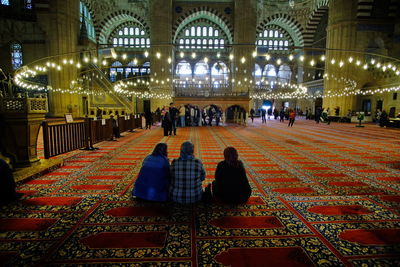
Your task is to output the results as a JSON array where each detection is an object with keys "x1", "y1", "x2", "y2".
[
  {"x1": 152, "y1": 143, "x2": 168, "y2": 157},
  {"x1": 224, "y1": 147, "x2": 241, "y2": 167}
]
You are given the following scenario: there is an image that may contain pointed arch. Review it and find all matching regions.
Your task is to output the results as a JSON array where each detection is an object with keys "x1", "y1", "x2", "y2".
[
  {"x1": 257, "y1": 13, "x2": 304, "y2": 47},
  {"x1": 173, "y1": 8, "x2": 233, "y2": 44},
  {"x1": 303, "y1": 5, "x2": 329, "y2": 47},
  {"x1": 97, "y1": 11, "x2": 149, "y2": 45}
]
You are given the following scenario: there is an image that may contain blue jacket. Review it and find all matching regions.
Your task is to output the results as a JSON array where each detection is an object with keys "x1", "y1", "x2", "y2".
[{"x1": 132, "y1": 155, "x2": 170, "y2": 201}]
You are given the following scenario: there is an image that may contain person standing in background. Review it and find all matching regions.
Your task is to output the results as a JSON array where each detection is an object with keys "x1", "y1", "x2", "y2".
[
  {"x1": 288, "y1": 109, "x2": 296, "y2": 127},
  {"x1": 179, "y1": 105, "x2": 185, "y2": 127},
  {"x1": 144, "y1": 110, "x2": 153, "y2": 129},
  {"x1": 261, "y1": 108, "x2": 266, "y2": 123},
  {"x1": 162, "y1": 107, "x2": 172, "y2": 136},
  {"x1": 279, "y1": 109, "x2": 285, "y2": 122},
  {"x1": 250, "y1": 108, "x2": 255, "y2": 123},
  {"x1": 169, "y1": 103, "x2": 179, "y2": 135}
]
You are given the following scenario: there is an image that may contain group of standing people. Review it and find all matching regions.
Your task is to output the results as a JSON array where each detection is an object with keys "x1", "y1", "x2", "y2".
[
  {"x1": 251, "y1": 108, "x2": 297, "y2": 126},
  {"x1": 132, "y1": 141, "x2": 252, "y2": 205},
  {"x1": 161, "y1": 104, "x2": 223, "y2": 136}
]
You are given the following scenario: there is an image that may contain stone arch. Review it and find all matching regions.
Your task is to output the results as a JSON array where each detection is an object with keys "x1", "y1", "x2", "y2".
[
  {"x1": 226, "y1": 104, "x2": 247, "y2": 122},
  {"x1": 257, "y1": 24, "x2": 293, "y2": 42},
  {"x1": 96, "y1": 11, "x2": 149, "y2": 45},
  {"x1": 315, "y1": 0, "x2": 329, "y2": 10},
  {"x1": 257, "y1": 13, "x2": 304, "y2": 47},
  {"x1": 173, "y1": 7, "x2": 233, "y2": 44},
  {"x1": 303, "y1": 5, "x2": 329, "y2": 47}
]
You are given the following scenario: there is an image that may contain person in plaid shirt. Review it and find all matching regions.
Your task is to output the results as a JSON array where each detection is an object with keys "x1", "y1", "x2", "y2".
[{"x1": 170, "y1": 141, "x2": 206, "y2": 204}]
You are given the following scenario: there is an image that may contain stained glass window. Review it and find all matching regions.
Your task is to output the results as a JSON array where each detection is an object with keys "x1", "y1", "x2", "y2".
[
  {"x1": 25, "y1": 0, "x2": 32, "y2": 9},
  {"x1": 80, "y1": 1, "x2": 96, "y2": 41},
  {"x1": 11, "y1": 43, "x2": 23, "y2": 70}
]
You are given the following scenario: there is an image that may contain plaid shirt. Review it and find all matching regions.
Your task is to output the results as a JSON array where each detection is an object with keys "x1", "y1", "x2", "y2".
[{"x1": 170, "y1": 157, "x2": 205, "y2": 204}]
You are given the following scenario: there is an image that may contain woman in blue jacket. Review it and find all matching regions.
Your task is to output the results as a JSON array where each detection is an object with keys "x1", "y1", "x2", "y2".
[{"x1": 132, "y1": 143, "x2": 170, "y2": 201}]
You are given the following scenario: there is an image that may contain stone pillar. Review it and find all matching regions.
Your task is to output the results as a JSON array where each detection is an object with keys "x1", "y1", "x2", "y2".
[
  {"x1": 233, "y1": 0, "x2": 257, "y2": 98},
  {"x1": 324, "y1": 0, "x2": 359, "y2": 115},
  {"x1": 37, "y1": 0, "x2": 81, "y2": 117},
  {"x1": 149, "y1": 0, "x2": 173, "y2": 111}
]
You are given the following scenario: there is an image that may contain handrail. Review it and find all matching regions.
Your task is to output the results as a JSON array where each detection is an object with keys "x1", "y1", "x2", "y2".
[
  {"x1": 87, "y1": 63, "x2": 134, "y2": 113},
  {"x1": 42, "y1": 115, "x2": 143, "y2": 159}
]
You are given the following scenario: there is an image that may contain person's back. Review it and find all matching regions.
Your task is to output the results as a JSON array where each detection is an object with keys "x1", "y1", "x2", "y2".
[
  {"x1": 133, "y1": 143, "x2": 170, "y2": 202},
  {"x1": 212, "y1": 147, "x2": 251, "y2": 204},
  {"x1": 0, "y1": 159, "x2": 19, "y2": 204},
  {"x1": 170, "y1": 141, "x2": 205, "y2": 204}
]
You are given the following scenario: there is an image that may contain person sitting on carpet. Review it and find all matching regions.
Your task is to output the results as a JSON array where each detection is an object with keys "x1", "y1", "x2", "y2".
[
  {"x1": 132, "y1": 143, "x2": 170, "y2": 202},
  {"x1": 207, "y1": 147, "x2": 251, "y2": 204},
  {"x1": 0, "y1": 159, "x2": 23, "y2": 205},
  {"x1": 170, "y1": 141, "x2": 205, "y2": 204}
]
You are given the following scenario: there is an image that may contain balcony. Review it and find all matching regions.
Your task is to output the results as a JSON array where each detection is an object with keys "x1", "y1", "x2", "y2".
[{"x1": 173, "y1": 83, "x2": 249, "y2": 98}]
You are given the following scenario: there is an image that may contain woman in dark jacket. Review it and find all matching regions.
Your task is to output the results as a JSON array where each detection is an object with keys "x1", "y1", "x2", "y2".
[
  {"x1": 132, "y1": 143, "x2": 170, "y2": 202},
  {"x1": 211, "y1": 147, "x2": 251, "y2": 204},
  {"x1": 161, "y1": 108, "x2": 172, "y2": 136}
]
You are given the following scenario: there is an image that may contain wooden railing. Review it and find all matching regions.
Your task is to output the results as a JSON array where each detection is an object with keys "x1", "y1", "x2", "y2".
[
  {"x1": 42, "y1": 115, "x2": 143, "y2": 159},
  {"x1": 42, "y1": 120, "x2": 87, "y2": 159}
]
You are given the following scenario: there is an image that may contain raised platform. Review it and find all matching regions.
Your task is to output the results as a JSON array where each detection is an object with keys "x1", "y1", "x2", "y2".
[{"x1": 13, "y1": 158, "x2": 63, "y2": 183}]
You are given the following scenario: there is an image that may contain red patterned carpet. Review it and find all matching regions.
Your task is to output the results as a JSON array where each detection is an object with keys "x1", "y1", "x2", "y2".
[{"x1": 1, "y1": 119, "x2": 400, "y2": 266}]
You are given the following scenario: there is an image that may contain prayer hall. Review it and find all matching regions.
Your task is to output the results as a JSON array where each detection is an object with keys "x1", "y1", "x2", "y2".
[{"x1": 1, "y1": 0, "x2": 400, "y2": 266}]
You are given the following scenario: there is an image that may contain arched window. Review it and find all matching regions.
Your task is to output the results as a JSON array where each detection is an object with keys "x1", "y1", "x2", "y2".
[
  {"x1": 125, "y1": 61, "x2": 140, "y2": 78},
  {"x1": 24, "y1": 0, "x2": 32, "y2": 9},
  {"x1": 80, "y1": 1, "x2": 96, "y2": 41},
  {"x1": 11, "y1": 43, "x2": 23, "y2": 70},
  {"x1": 193, "y1": 60, "x2": 209, "y2": 80},
  {"x1": 278, "y1": 64, "x2": 291, "y2": 83},
  {"x1": 256, "y1": 26, "x2": 293, "y2": 52},
  {"x1": 142, "y1": 62, "x2": 150, "y2": 74},
  {"x1": 1, "y1": 0, "x2": 10, "y2": 5},
  {"x1": 110, "y1": 61, "x2": 123, "y2": 82},
  {"x1": 211, "y1": 62, "x2": 229, "y2": 83},
  {"x1": 254, "y1": 64, "x2": 262, "y2": 83},
  {"x1": 175, "y1": 20, "x2": 229, "y2": 51},
  {"x1": 109, "y1": 24, "x2": 150, "y2": 49},
  {"x1": 176, "y1": 61, "x2": 192, "y2": 82},
  {"x1": 263, "y1": 64, "x2": 277, "y2": 87}
]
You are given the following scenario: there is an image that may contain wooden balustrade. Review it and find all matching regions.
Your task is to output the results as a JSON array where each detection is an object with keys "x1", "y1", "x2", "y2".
[
  {"x1": 42, "y1": 121, "x2": 87, "y2": 159},
  {"x1": 42, "y1": 115, "x2": 143, "y2": 159}
]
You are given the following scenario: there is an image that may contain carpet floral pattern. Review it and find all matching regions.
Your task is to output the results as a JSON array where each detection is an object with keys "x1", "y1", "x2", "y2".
[{"x1": 1, "y1": 120, "x2": 400, "y2": 266}]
